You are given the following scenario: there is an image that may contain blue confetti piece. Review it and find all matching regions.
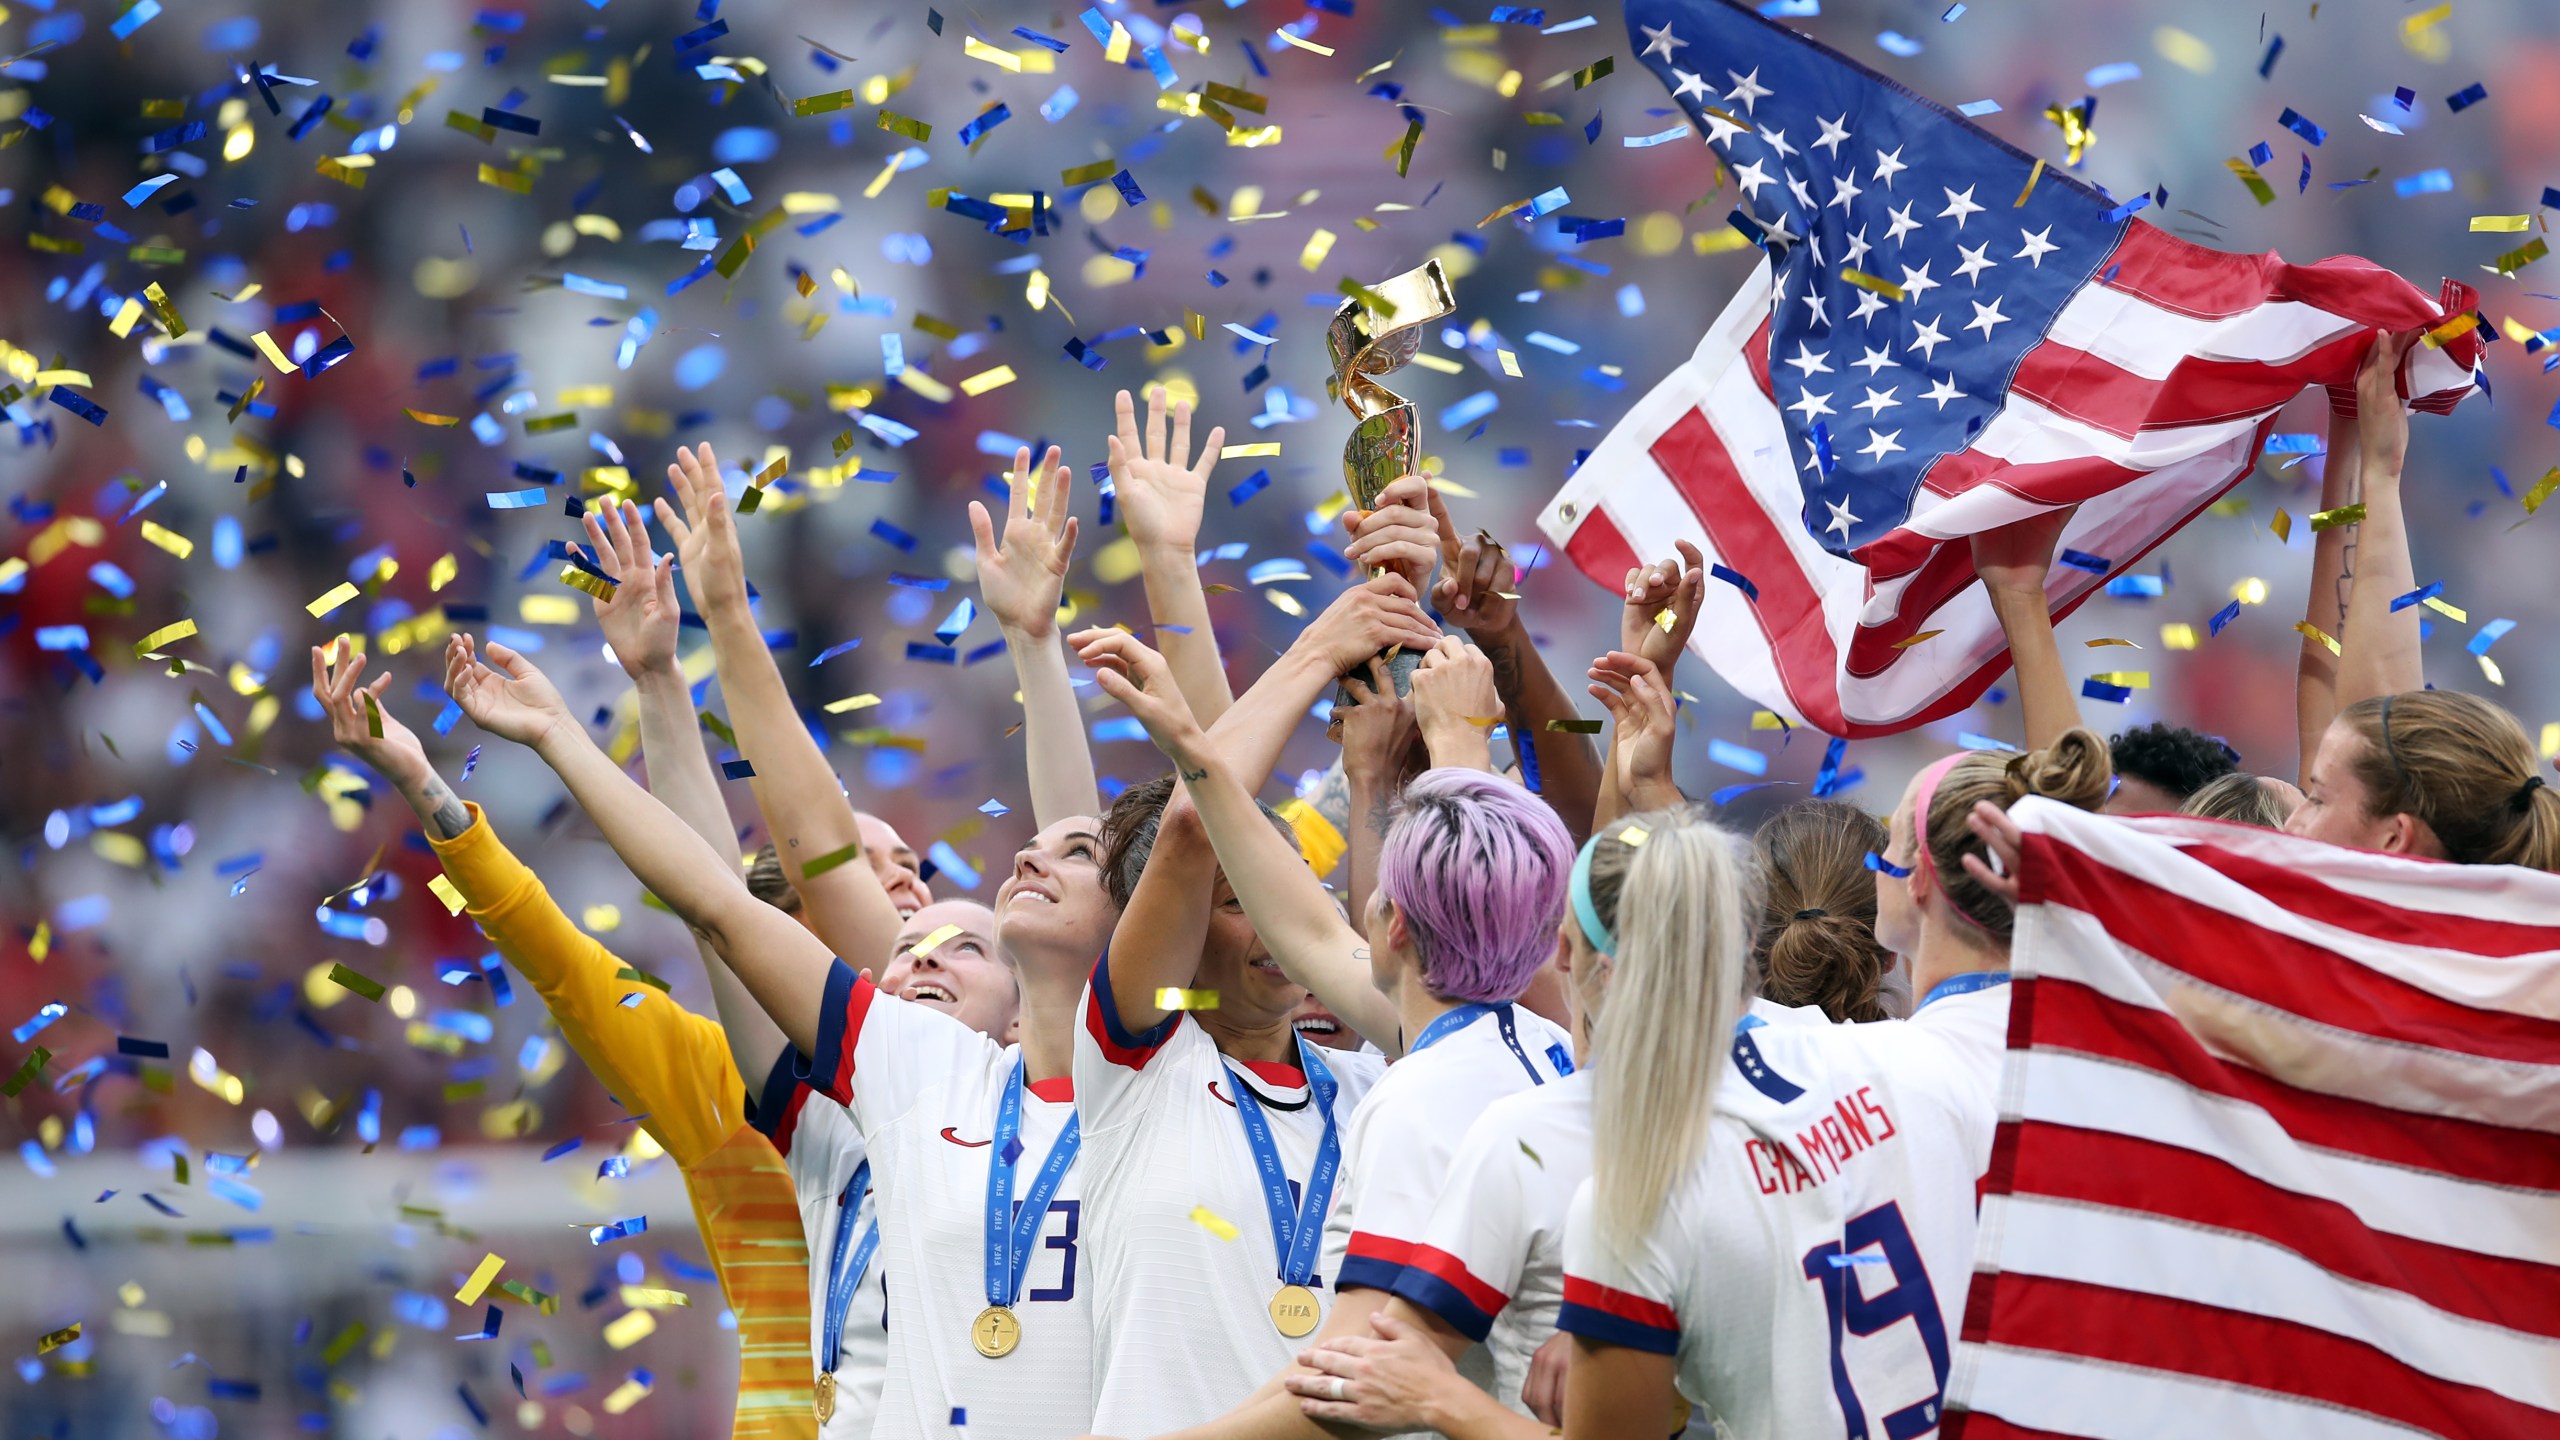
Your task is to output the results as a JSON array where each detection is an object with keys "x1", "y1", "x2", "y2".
[
  {"x1": 934, "y1": 598, "x2": 977, "y2": 642},
  {"x1": 2445, "y1": 82, "x2": 2488, "y2": 113},
  {"x1": 541, "y1": 1136, "x2": 582, "y2": 1162},
  {"x1": 2277, "y1": 106, "x2": 2326, "y2": 146},
  {"x1": 2388, "y1": 581, "x2": 2444, "y2": 613},
  {"x1": 2081, "y1": 679, "x2": 2133, "y2": 704},
  {"x1": 2467, "y1": 618, "x2": 2516, "y2": 656},
  {"x1": 485, "y1": 488, "x2": 548, "y2": 510},
  {"x1": 48, "y1": 386, "x2": 106, "y2": 426},
  {"x1": 562, "y1": 273, "x2": 627, "y2": 299},
  {"x1": 869, "y1": 517, "x2": 918, "y2": 553},
  {"x1": 2101, "y1": 195, "x2": 2151, "y2": 223},
  {"x1": 1956, "y1": 99, "x2": 2001, "y2": 117},
  {"x1": 1955, "y1": 732, "x2": 2019, "y2": 753},
  {"x1": 1710, "y1": 563, "x2": 1758, "y2": 602},
  {"x1": 1091, "y1": 717, "x2": 1152, "y2": 743},
  {"x1": 1489, "y1": 6, "x2": 1545, "y2": 21},
  {"x1": 905, "y1": 642, "x2": 958, "y2": 664},
  {"x1": 1012, "y1": 25, "x2": 1069, "y2": 51},
  {"x1": 1710, "y1": 781, "x2": 1774, "y2": 807},
  {"x1": 2249, "y1": 141, "x2": 2274, "y2": 166},
  {"x1": 110, "y1": 0, "x2": 163, "y2": 38},
  {"x1": 1623, "y1": 123, "x2": 1692, "y2": 147},
  {"x1": 887, "y1": 572, "x2": 949, "y2": 591},
  {"x1": 1525, "y1": 186, "x2": 1571, "y2": 217},
  {"x1": 1438, "y1": 390, "x2": 1499, "y2": 431},
  {"x1": 11, "y1": 1004, "x2": 65, "y2": 1045},
  {"x1": 2104, "y1": 573, "x2": 2165, "y2": 598},
  {"x1": 809, "y1": 638, "x2": 862, "y2": 666},
  {"x1": 2258, "y1": 35, "x2": 2284, "y2": 79},
  {"x1": 2057, "y1": 548, "x2": 2111, "y2": 574},
  {"x1": 957, "y1": 102, "x2": 1011, "y2": 146},
  {"x1": 1041, "y1": 84, "x2": 1081, "y2": 123},
  {"x1": 2544, "y1": 187, "x2": 2560, "y2": 211},
  {"x1": 2085, "y1": 62, "x2": 2141, "y2": 88},
  {"x1": 720, "y1": 759, "x2": 755, "y2": 780},
  {"x1": 1227, "y1": 468, "x2": 1271, "y2": 506},
  {"x1": 1863, "y1": 850, "x2": 1911, "y2": 878},
  {"x1": 2262, "y1": 433, "x2": 2324, "y2": 454},
  {"x1": 2208, "y1": 600, "x2": 2243, "y2": 636},
  {"x1": 1876, "y1": 30, "x2": 1922, "y2": 57},
  {"x1": 1143, "y1": 45, "x2": 1178, "y2": 89},
  {"x1": 926, "y1": 841, "x2": 980, "y2": 891},
  {"x1": 2394, "y1": 168, "x2": 2452, "y2": 197},
  {"x1": 1706, "y1": 739, "x2": 1767, "y2": 776}
]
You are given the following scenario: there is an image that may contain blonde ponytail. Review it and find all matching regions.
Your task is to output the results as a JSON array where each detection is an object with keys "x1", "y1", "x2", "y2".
[{"x1": 1589, "y1": 806, "x2": 1756, "y2": 1259}]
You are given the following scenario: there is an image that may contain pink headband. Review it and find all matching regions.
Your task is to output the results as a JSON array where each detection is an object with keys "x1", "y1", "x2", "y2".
[{"x1": 1906, "y1": 750, "x2": 1981, "y2": 896}]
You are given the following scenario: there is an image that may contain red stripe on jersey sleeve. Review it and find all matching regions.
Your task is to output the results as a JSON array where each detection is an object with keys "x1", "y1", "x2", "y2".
[
  {"x1": 1558, "y1": 1276, "x2": 1680, "y2": 1354},
  {"x1": 1406, "y1": 1245, "x2": 1510, "y2": 1317},
  {"x1": 791, "y1": 959, "x2": 876, "y2": 1106},
  {"x1": 1390, "y1": 1245, "x2": 1511, "y2": 1342},
  {"x1": 1084, "y1": 953, "x2": 1180, "y2": 1071}
]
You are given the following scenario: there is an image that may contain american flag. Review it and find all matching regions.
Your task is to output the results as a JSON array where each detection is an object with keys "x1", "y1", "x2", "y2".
[
  {"x1": 1536, "y1": 0, "x2": 2486, "y2": 738},
  {"x1": 1949, "y1": 799, "x2": 2560, "y2": 1438}
]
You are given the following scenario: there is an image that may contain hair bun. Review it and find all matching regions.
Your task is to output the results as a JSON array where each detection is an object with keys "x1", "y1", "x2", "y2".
[{"x1": 1791, "y1": 907, "x2": 1827, "y2": 921}]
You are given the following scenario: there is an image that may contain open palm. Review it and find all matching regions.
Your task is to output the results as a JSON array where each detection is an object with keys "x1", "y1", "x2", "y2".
[
  {"x1": 970, "y1": 445, "x2": 1079, "y2": 639},
  {"x1": 1108, "y1": 386, "x2": 1221, "y2": 553},
  {"x1": 582, "y1": 498, "x2": 682, "y2": 675},
  {"x1": 310, "y1": 642, "x2": 430, "y2": 790},
  {"x1": 443, "y1": 633, "x2": 573, "y2": 749},
  {"x1": 654, "y1": 441, "x2": 749, "y2": 618}
]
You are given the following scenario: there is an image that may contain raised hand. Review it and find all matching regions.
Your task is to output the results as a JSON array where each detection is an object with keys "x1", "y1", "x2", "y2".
[
  {"x1": 1108, "y1": 386, "x2": 1221, "y2": 554},
  {"x1": 2356, "y1": 328, "x2": 2415, "y2": 477},
  {"x1": 581, "y1": 498, "x2": 682, "y2": 678},
  {"x1": 1621, "y1": 539, "x2": 1707, "y2": 672},
  {"x1": 1424, "y1": 486, "x2": 1522, "y2": 640},
  {"x1": 1589, "y1": 650, "x2": 1679, "y2": 807},
  {"x1": 654, "y1": 442, "x2": 749, "y2": 618},
  {"x1": 442, "y1": 632, "x2": 574, "y2": 750},
  {"x1": 1291, "y1": 572, "x2": 1443, "y2": 676},
  {"x1": 1961, "y1": 798, "x2": 2025, "y2": 905},
  {"x1": 310, "y1": 641, "x2": 430, "y2": 791},
  {"x1": 1336, "y1": 657, "x2": 1416, "y2": 788},
  {"x1": 1409, "y1": 636, "x2": 1502, "y2": 768},
  {"x1": 1070, "y1": 627, "x2": 1208, "y2": 768},
  {"x1": 970, "y1": 445, "x2": 1079, "y2": 640},
  {"x1": 1340, "y1": 475, "x2": 1441, "y2": 595},
  {"x1": 1969, "y1": 506, "x2": 2072, "y2": 597}
]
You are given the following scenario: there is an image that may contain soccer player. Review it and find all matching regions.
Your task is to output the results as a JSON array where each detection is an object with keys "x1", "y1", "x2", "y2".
[
  {"x1": 1558, "y1": 732, "x2": 2110, "y2": 1440},
  {"x1": 1072, "y1": 635, "x2": 1577, "y2": 1440}
]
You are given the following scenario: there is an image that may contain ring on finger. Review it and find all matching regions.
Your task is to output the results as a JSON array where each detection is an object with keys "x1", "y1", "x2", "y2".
[{"x1": 1328, "y1": 1378, "x2": 1346, "y2": 1402}]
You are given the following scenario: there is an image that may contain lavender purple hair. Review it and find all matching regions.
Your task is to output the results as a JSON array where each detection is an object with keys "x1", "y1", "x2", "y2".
[{"x1": 1376, "y1": 768, "x2": 1574, "y2": 1004}]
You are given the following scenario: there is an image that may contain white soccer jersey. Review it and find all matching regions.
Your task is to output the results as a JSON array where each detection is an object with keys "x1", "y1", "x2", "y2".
[
  {"x1": 1559, "y1": 985, "x2": 2013, "y2": 1440},
  {"x1": 1390, "y1": 997, "x2": 1828, "y2": 1424},
  {"x1": 797, "y1": 959, "x2": 1091, "y2": 1440},
  {"x1": 1319, "y1": 1001, "x2": 1575, "y2": 1432},
  {"x1": 1073, "y1": 958, "x2": 1388, "y2": 1435},
  {"x1": 751, "y1": 1056, "x2": 888, "y2": 1440}
]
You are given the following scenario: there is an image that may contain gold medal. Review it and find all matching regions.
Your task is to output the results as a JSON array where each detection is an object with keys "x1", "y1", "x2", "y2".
[
  {"x1": 814, "y1": 1371, "x2": 835, "y2": 1425},
  {"x1": 970, "y1": 1304, "x2": 1022, "y2": 1358},
  {"x1": 1269, "y1": 1284, "x2": 1321, "y2": 1338}
]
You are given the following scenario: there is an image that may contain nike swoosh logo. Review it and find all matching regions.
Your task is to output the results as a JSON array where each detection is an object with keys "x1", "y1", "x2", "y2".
[
  {"x1": 1207, "y1": 1082, "x2": 1237, "y2": 1110},
  {"x1": 939, "y1": 1127, "x2": 992, "y2": 1147}
]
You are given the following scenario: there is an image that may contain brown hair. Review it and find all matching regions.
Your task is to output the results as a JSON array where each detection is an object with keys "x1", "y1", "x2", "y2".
[
  {"x1": 1922, "y1": 728, "x2": 2114, "y2": 943},
  {"x1": 2182, "y1": 772, "x2": 2294, "y2": 830},
  {"x1": 2340, "y1": 692, "x2": 2560, "y2": 871},
  {"x1": 1099, "y1": 775, "x2": 1297, "y2": 911},
  {"x1": 1750, "y1": 802, "x2": 1893, "y2": 1023},
  {"x1": 744, "y1": 842, "x2": 803, "y2": 914}
]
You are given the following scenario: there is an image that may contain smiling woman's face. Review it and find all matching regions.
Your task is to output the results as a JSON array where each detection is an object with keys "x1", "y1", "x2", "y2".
[
  {"x1": 994, "y1": 816, "x2": 1117, "y2": 977},
  {"x1": 876, "y1": 900, "x2": 1013, "y2": 1037}
]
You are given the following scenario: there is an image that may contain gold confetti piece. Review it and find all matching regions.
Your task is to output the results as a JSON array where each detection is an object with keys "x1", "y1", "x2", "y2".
[
  {"x1": 1617, "y1": 824, "x2": 1651, "y2": 846},
  {"x1": 1221, "y1": 442, "x2": 1282, "y2": 459},
  {"x1": 142, "y1": 280, "x2": 186, "y2": 337},
  {"x1": 134, "y1": 520, "x2": 194, "y2": 560},
  {"x1": 2422, "y1": 595, "x2": 2467, "y2": 622},
  {"x1": 959, "y1": 365, "x2": 1017, "y2": 397},
  {"x1": 427, "y1": 874, "x2": 467, "y2": 916},
  {"x1": 2540, "y1": 722, "x2": 2558, "y2": 761},
  {"x1": 249, "y1": 329, "x2": 294, "y2": 373},
  {"x1": 824, "y1": 693, "x2": 882, "y2": 715},
  {"x1": 1545, "y1": 718, "x2": 1605, "y2": 734},
  {"x1": 1841, "y1": 268, "x2": 1905, "y2": 301},
  {"x1": 2472, "y1": 215, "x2": 2531, "y2": 232},
  {"x1": 37, "y1": 1324, "x2": 80, "y2": 1355},
  {"x1": 1274, "y1": 27, "x2": 1334, "y2": 56},
  {"x1": 327, "y1": 962, "x2": 387, "y2": 1002},
  {"x1": 895, "y1": 367, "x2": 953, "y2": 402},
  {"x1": 477, "y1": 162, "x2": 535, "y2": 194},
  {"x1": 1190, "y1": 1206, "x2": 1241, "y2": 1241},
  {"x1": 602, "y1": 1309, "x2": 657, "y2": 1350},
  {"x1": 1750, "y1": 711, "x2": 1789, "y2": 730},
  {"x1": 496, "y1": 1279, "x2": 558, "y2": 1313},
  {"x1": 519, "y1": 595, "x2": 582, "y2": 626},
  {"x1": 30, "y1": 922, "x2": 52, "y2": 963},
  {"x1": 560, "y1": 565, "x2": 617, "y2": 602},
  {"x1": 1496, "y1": 349, "x2": 1522, "y2": 377},
  {"x1": 2153, "y1": 25, "x2": 2214, "y2": 72},
  {"x1": 618, "y1": 1286, "x2": 691, "y2": 1310},
  {"x1": 364, "y1": 691, "x2": 385, "y2": 738},
  {"x1": 2519, "y1": 467, "x2": 2560, "y2": 516},
  {"x1": 306, "y1": 583, "x2": 361, "y2": 619},
  {"x1": 2083, "y1": 637, "x2": 2142, "y2": 649},
  {"x1": 404, "y1": 408, "x2": 462, "y2": 427},
  {"x1": 1299, "y1": 227, "x2": 1337, "y2": 270},
  {"x1": 2422, "y1": 313, "x2": 2479, "y2": 349},
  {"x1": 133, "y1": 619, "x2": 198, "y2": 657},
  {"x1": 877, "y1": 110, "x2": 931, "y2": 142},
  {"x1": 908, "y1": 923, "x2": 965, "y2": 957},
  {"x1": 2309, "y1": 503, "x2": 2366, "y2": 532},
  {"x1": 429, "y1": 554, "x2": 458, "y2": 592},
  {"x1": 455, "y1": 1253, "x2": 506, "y2": 1305},
  {"x1": 109, "y1": 296, "x2": 146, "y2": 338},
  {"x1": 602, "y1": 1374, "x2": 654, "y2": 1415},
  {"x1": 584, "y1": 905, "x2": 623, "y2": 933},
  {"x1": 1892, "y1": 630, "x2": 1944, "y2": 649},
  {"x1": 1155, "y1": 987, "x2": 1221, "y2": 1010},
  {"x1": 964, "y1": 34, "x2": 1023, "y2": 70},
  {"x1": 2493, "y1": 239, "x2": 2548, "y2": 277},
  {"x1": 2480, "y1": 655, "x2": 2505, "y2": 687},
  {"x1": 2231, "y1": 576, "x2": 2270, "y2": 605},
  {"x1": 2269, "y1": 508, "x2": 2292, "y2": 543},
  {"x1": 793, "y1": 89, "x2": 855, "y2": 116},
  {"x1": 226, "y1": 374, "x2": 266, "y2": 424},
  {"x1": 2089, "y1": 671, "x2": 2151, "y2": 688},
  {"x1": 799, "y1": 840, "x2": 864, "y2": 879},
  {"x1": 2161, "y1": 623, "x2": 2199, "y2": 651},
  {"x1": 2014, "y1": 157, "x2": 2047, "y2": 208},
  {"x1": 2224, "y1": 157, "x2": 2277, "y2": 207},
  {"x1": 2295, "y1": 620, "x2": 2341, "y2": 656}
]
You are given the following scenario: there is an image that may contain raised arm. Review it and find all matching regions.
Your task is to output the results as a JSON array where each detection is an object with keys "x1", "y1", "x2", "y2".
[
  {"x1": 657, "y1": 444, "x2": 904, "y2": 977},
  {"x1": 1335, "y1": 658, "x2": 1415, "y2": 927},
  {"x1": 1971, "y1": 506, "x2": 2081, "y2": 753},
  {"x1": 1075, "y1": 630, "x2": 1406, "y2": 1056},
  {"x1": 970, "y1": 445, "x2": 1102, "y2": 829},
  {"x1": 1408, "y1": 637, "x2": 1503, "y2": 776},
  {"x1": 1111, "y1": 385, "x2": 1235, "y2": 725},
  {"x1": 1587, "y1": 651, "x2": 1683, "y2": 831},
  {"x1": 584, "y1": 497, "x2": 786, "y2": 1084},
  {"x1": 442, "y1": 632, "x2": 839, "y2": 1059},
  {"x1": 1420, "y1": 487, "x2": 1604, "y2": 838},
  {"x1": 1600, "y1": 544, "x2": 1708, "y2": 829},
  {"x1": 1207, "y1": 573, "x2": 1442, "y2": 795},
  {"x1": 2333, "y1": 330, "x2": 2424, "y2": 713},
  {"x1": 2295, "y1": 407, "x2": 2363, "y2": 784}
]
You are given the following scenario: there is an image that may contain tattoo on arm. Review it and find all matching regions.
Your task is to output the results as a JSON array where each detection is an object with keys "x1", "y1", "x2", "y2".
[
  {"x1": 419, "y1": 778, "x2": 471, "y2": 840},
  {"x1": 1177, "y1": 764, "x2": 1208, "y2": 783}
]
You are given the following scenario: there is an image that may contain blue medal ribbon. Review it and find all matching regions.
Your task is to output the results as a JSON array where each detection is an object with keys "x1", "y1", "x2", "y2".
[
  {"x1": 1222, "y1": 1037, "x2": 1341, "y2": 1287},
  {"x1": 1410, "y1": 1001, "x2": 1550, "y2": 1085},
  {"x1": 822, "y1": 1159, "x2": 881, "y2": 1374},
  {"x1": 981, "y1": 1058, "x2": 1081, "y2": 1311},
  {"x1": 1918, "y1": 970, "x2": 2012, "y2": 1012}
]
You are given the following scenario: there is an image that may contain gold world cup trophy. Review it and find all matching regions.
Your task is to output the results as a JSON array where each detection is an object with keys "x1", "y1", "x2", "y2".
[{"x1": 1327, "y1": 257, "x2": 1456, "y2": 712}]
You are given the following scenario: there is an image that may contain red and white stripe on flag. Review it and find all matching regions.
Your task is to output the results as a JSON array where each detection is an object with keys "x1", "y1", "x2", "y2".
[
  {"x1": 1947, "y1": 799, "x2": 2560, "y2": 1439},
  {"x1": 1534, "y1": 231, "x2": 2482, "y2": 739}
]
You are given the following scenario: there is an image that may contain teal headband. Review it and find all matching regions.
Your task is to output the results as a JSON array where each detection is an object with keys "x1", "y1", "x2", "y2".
[{"x1": 1569, "y1": 833, "x2": 1617, "y2": 956}]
